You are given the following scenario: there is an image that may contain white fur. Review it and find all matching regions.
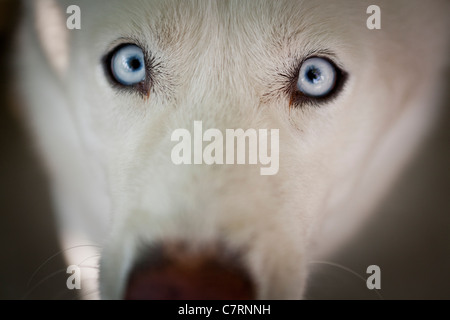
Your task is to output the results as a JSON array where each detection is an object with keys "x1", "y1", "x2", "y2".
[{"x1": 17, "y1": 0, "x2": 450, "y2": 299}]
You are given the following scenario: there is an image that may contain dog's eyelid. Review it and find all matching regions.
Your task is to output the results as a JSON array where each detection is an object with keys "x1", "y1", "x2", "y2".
[
  {"x1": 299, "y1": 48, "x2": 346, "y2": 71},
  {"x1": 104, "y1": 36, "x2": 148, "y2": 55}
]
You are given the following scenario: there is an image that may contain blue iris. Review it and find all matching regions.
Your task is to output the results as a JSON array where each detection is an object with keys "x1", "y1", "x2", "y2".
[
  {"x1": 297, "y1": 57, "x2": 337, "y2": 97},
  {"x1": 111, "y1": 45, "x2": 146, "y2": 86}
]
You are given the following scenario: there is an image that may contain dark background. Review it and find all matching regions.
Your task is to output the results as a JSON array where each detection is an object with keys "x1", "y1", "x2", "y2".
[{"x1": 0, "y1": 1, "x2": 449, "y2": 299}]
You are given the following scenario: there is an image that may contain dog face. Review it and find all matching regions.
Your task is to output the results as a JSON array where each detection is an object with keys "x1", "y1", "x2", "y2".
[{"x1": 18, "y1": 0, "x2": 449, "y2": 299}]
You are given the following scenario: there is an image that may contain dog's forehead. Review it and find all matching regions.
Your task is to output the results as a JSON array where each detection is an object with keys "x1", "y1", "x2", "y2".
[{"x1": 81, "y1": 0, "x2": 360, "y2": 51}]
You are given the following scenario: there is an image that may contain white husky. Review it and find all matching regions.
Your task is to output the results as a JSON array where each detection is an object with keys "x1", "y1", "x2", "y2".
[{"x1": 17, "y1": 0, "x2": 449, "y2": 299}]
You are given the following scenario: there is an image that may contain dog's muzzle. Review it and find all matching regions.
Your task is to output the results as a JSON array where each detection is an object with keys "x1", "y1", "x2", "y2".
[{"x1": 124, "y1": 243, "x2": 254, "y2": 300}]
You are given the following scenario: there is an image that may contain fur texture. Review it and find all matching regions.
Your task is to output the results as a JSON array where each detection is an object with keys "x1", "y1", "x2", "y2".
[{"x1": 17, "y1": 0, "x2": 450, "y2": 299}]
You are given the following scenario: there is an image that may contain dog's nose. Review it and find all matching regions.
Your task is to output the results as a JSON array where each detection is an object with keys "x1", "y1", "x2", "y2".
[{"x1": 124, "y1": 244, "x2": 254, "y2": 300}]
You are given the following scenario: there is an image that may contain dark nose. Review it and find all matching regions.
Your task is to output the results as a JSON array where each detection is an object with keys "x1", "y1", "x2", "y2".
[{"x1": 124, "y1": 243, "x2": 254, "y2": 300}]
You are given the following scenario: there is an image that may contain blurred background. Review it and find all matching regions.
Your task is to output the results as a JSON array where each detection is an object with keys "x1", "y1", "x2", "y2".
[{"x1": 0, "y1": 1, "x2": 449, "y2": 299}]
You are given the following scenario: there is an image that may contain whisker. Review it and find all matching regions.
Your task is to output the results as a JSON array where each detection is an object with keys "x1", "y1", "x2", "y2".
[
  {"x1": 78, "y1": 265, "x2": 99, "y2": 270},
  {"x1": 22, "y1": 268, "x2": 68, "y2": 300},
  {"x1": 78, "y1": 254, "x2": 101, "y2": 268},
  {"x1": 22, "y1": 264, "x2": 99, "y2": 300},
  {"x1": 26, "y1": 244, "x2": 102, "y2": 288},
  {"x1": 77, "y1": 265, "x2": 99, "y2": 270},
  {"x1": 309, "y1": 260, "x2": 384, "y2": 300}
]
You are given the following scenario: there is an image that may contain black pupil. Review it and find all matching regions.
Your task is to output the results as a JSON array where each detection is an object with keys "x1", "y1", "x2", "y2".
[
  {"x1": 129, "y1": 58, "x2": 141, "y2": 70},
  {"x1": 307, "y1": 67, "x2": 321, "y2": 83}
]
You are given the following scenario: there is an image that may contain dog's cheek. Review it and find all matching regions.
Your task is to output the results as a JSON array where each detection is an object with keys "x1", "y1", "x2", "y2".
[{"x1": 32, "y1": 0, "x2": 70, "y2": 77}]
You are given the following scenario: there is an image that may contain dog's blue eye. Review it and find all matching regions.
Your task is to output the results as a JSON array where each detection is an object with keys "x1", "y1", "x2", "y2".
[
  {"x1": 111, "y1": 45, "x2": 146, "y2": 86},
  {"x1": 297, "y1": 57, "x2": 337, "y2": 98}
]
